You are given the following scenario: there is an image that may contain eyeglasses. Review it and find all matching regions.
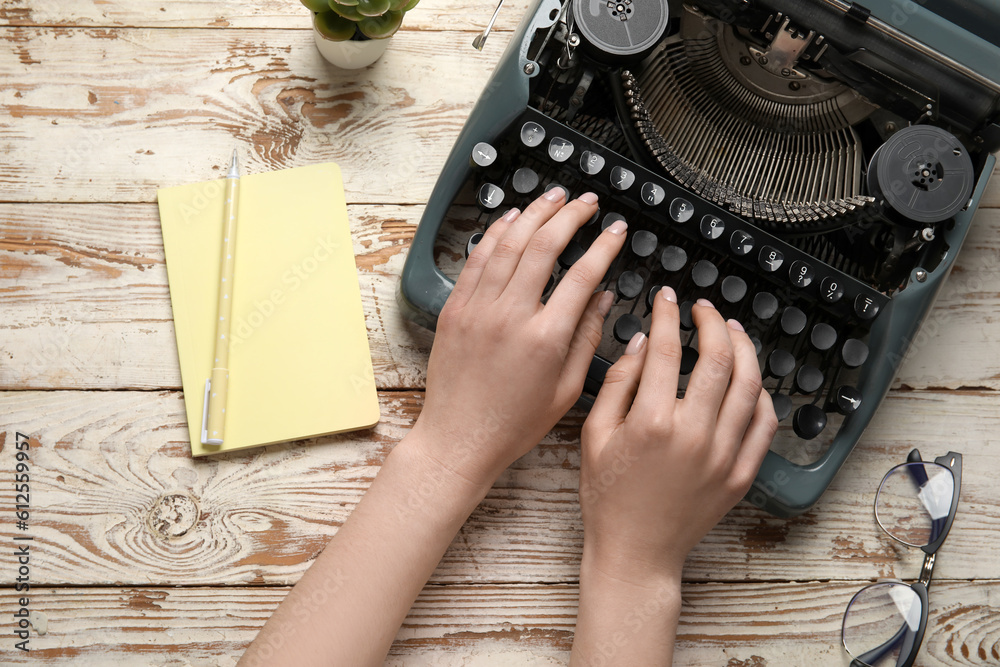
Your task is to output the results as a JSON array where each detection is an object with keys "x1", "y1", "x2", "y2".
[{"x1": 841, "y1": 450, "x2": 962, "y2": 667}]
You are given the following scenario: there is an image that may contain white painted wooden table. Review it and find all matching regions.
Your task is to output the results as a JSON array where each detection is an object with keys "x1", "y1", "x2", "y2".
[{"x1": 1, "y1": 1, "x2": 999, "y2": 664}]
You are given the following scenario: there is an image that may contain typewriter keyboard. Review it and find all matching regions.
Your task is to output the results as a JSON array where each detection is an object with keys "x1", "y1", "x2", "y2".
[{"x1": 447, "y1": 107, "x2": 888, "y2": 443}]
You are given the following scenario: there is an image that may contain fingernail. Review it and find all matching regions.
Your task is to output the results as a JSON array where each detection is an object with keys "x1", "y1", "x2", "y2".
[
  {"x1": 625, "y1": 332, "x2": 646, "y2": 355},
  {"x1": 696, "y1": 298, "x2": 714, "y2": 308},
  {"x1": 598, "y1": 290, "x2": 614, "y2": 320},
  {"x1": 607, "y1": 219, "x2": 628, "y2": 235},
  {"x1": 544, "y1": 186, "x2": 566, "y2": 202},
  {"x1": 727, "y1": 319, "x2": 745, "y2": 333},
  {"x1": 500, "y1": 207, "x2": 520, "y2": 223},
  {"x1": 660, "y1": 286, "x2": 677, "y2": 303},
  {"x1": 578, "y1": 191, "x2": 599, "y2": 205}
]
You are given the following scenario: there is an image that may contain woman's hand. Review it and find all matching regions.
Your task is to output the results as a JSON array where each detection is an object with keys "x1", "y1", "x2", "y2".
[
  {"x1": 412, "y1": 188, "x2": 627, "y2": 487},
  {"x1": 579, "y1": 290, "x2": 778, "y2": 581}
]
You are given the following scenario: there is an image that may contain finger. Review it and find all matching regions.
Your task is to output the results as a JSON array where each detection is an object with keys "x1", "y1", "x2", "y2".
[
  {"x1": 475, "y1": 187, "x2": 569, "y2": 301},
  {"x1": 732, "y1": 389, "x2": 778, "y2": 486},
  {"x1": 715, "y1": 320, "x2": 765, "y2": 451},
  {"x1": 448, "y1": 208, "x2": 520, "y2": 309},
  {"x1": 631, "y1": 286, "x2": 682, "y2": 414},
  {"x1": 585, "y1": 331, "x2": 647, "y2": 437},
  {"x1": 508, "y1": 192, "x2": 599, "y2": 301},
  {"x1": 544, "y1": 216, "x2": 627, "y2": 329},
  {"x1": 683, "y1": 300, "x2": 735, "y2": 422},
  {"x1": 555, "y1": 290, "x2": 615, "y2": 407}
]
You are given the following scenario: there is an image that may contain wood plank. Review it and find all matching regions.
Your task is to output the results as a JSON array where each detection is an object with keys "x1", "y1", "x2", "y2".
[
  {"x1": 0, "y1": 203, "x2": 433, "y2": 391},
  {"x1": 1, "y1": 389, "x2": 998, "y2": 586},
  {"x1": 3, "y1": 202, "x2": 999, "y2": 391},
  {"x1": 0, "y1": 28, "x2": 504, "y2": 204},
  {"x1": 0, "y1": 0, "x2": 533, "y2": 32},
  {"x1": 0, "y1": 582, "x2": 996, "y2": 665}
]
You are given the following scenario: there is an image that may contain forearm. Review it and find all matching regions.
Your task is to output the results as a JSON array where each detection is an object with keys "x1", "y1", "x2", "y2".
[
  {"x1": 238, "y1": 431, "x2": 492, "y2": 667},
  {"x1": 570, "y1": 552, "x2": 682, "y2": 667}
]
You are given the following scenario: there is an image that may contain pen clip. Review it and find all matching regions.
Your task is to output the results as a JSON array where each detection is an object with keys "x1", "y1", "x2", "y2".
[{"x1": 200, "y1": 378, "x2": 212, "y2": 445}]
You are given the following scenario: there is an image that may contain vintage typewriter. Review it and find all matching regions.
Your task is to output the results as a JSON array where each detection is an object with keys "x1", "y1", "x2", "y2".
[{"x1": 398, "y1": 0, "x2": 1000, "y2": 516}]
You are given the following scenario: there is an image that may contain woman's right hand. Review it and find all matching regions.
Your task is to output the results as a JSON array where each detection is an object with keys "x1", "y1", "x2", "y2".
[{"x1": 578, "y1": 289, "x2": 778, "y2": 582}]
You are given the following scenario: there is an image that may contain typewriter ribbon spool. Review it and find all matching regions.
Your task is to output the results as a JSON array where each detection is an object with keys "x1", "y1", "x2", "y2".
[{"x1": 867, "y1": 125, "x2": 975, "y2": 225}]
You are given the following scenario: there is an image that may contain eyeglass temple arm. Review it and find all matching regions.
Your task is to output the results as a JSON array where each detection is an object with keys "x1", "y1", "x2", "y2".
[{"x1": 903, "y1": 450, "x2": 963, "y2": 552}]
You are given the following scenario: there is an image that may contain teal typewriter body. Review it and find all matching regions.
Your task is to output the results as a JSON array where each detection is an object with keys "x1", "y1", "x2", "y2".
[{"x1": 399, "y1": 0, "x2": 1000, "y2": 516}]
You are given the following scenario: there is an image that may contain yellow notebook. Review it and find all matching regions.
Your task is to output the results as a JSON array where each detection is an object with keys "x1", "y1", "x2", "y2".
[{"x1": 158, "y1": 162, "x2": 379, "y2": 457}]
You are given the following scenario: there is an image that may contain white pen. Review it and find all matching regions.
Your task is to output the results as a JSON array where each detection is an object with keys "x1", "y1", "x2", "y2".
[{"x1": 201, "y1": 149, "x2": 240, "y2": 446}]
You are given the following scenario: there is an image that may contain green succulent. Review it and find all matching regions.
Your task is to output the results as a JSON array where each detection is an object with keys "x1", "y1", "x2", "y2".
[{"x1": 305, "y1": 0, "x2": 419, "y2": 42}]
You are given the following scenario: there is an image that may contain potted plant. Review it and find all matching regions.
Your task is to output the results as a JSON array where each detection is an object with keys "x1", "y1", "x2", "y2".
[{"x1": 302, "y1": 0, "x2": 419, "y2": 69}]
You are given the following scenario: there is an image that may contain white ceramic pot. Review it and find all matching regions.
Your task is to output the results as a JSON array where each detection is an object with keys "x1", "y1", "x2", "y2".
[{"x1": 313, "y1": 29, "x2": 390, "y2": 69}]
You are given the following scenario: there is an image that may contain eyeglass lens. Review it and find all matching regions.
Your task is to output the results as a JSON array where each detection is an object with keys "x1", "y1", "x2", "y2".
[
  {"x1": 875, "y1": 462, "x2": 955, "y2": 548},
  {"x1": 843, "y1": 582, "x2": 923, "y2": 667}
]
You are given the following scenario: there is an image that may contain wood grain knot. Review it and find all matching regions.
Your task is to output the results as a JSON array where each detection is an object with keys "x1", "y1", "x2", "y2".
[{"x1": 147, "y1": 492, "x2": 200, "y2": 540}]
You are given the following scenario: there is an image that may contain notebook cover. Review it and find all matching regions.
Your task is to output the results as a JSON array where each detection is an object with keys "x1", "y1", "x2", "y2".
[{"x1": 157, "y1": 162, "x2": 379, "y2": 456}]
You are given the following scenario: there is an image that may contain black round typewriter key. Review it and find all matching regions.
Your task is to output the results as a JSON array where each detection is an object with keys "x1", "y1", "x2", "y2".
[
  {"x1": 610, "y1": 166, "x2": 635, "y2": 191},
  {"x1": 548, "y1": 137, "x2": 574, "y2": 163},
  {"x1": 646, "y1": 285, "x2": 662, "y2": 309},
  {"x1": 854, "y1": 294, "x2": 880, "y2": 321},
  {"x1": 793, "y1": 404, "x2": 828, "y2": 440},
  {"x1": 668, "y1": 197, "x2": 694, "y2": 223},
  {"x1": 720, "y1": 275, "x2": 747, "y2": 304},
  {"x1": 465, "y1": 232, "x2": 484, "y2": 258},
  {"x1": 833, "y1": 385, "x2": 863, "y2": 415},
  {"x1": 752, "y1": 292, "x2": 779, "y2": 321},
  {"x1": 780, "y1": 306, "x2": 807, "y2": 336},
  {"x1": 579, "y1": 150, "x2": 605, "y2": 176},
  {"x1": 544, "y1": 183, "x2": 568, "y2": 203},
  {"x1": 841, "y1": 338, "x2": 869, "y2": 368},
  {"x1": 601, "y1": 212, "x2": 626, "y2": 231},
  {"x1": 679, "y1": 301, "x2": 695, "y2": 331},
  {"x1": 819, "y1": 276, "x2": 844, "y2": 303},
  {"x1": 640, "y1": 182, "x2": 665, "y2": 207},
  {"x1": 729, "y1": 229, "x2": 754, "y2": 257},
  {"x1": 470, "y1": 142, "x2": 497, "y2": 169},
  {"x1": 680, "y1": 346, "x2": 699, "y2": 375},
  {"x1": 613, "y1": 313, "x2": 643, "y2": 344},
  {"x1": 512, "y1": 167, "x2": 539, "y2": 194},
  {"x1": 520, "y1": 121, "x2": 545, "y2": 147},
  {"x1": 794, "y1": 364, "x2": 824, "y2": 395},
  {"x1": 810, "y1": 323, "x2": 838, "y2": 351},
  {"x1": 767, "y1": 349, "x2": 796, "y2": 379},
  {"x1": 557, "y1": 240, "x2": 586, "y2": 270},
  {"x1": 691, "y1": 260, "x2": 719, "y2": 288},
  {"x1": 616, "y1": 270, "x2": 645, "y2": 300},
  {"x1": 700, "y1": 215, "x2": 725, "y2": 240},
  {"x1": 477, "y1": 183, "x2": 504, "y2": 211},
  {"x1": 585, "y1": 206, "x2": 601, "y2": 226},
  {"x1": 771, "y1": 393, "x2": 792, "y2": 421},
  {"x1": 750, "y1": 336, "x2": 762, "y2": 356},
  {"x1": 758, "y1": 245, "x2": 784, "y2": 273},
  {"x1": 788, "y1": 260, "x2": 815, "y2": 289},
  {"x1": 660, "y1": 245, "x2": 687, "y2": 272},
  {"x1": 631, "y1": 230, "x2": 658, "y2": 258}
]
